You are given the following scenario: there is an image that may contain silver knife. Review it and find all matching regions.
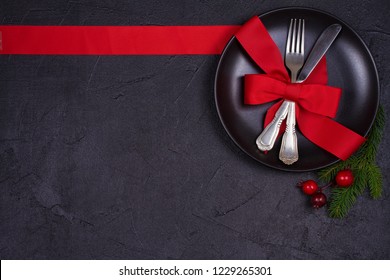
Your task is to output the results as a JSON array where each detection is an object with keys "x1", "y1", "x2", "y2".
[
  {"x1": 297, "y1": 23, "x2": 342, "y2": 82},
  {"x1": 256, "y1": 23, "x2": 342, "y2": 152}
]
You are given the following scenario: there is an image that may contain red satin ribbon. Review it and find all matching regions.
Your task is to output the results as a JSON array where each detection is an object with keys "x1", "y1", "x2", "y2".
[
  {"x1": 244, "y1": 75, "x2": 342, "y2": 118},
  {"x1": 236, "y1": 16, "x2": 366, "y2": 160},
  {"x1": 0, "y1": 19, "x2": 366, "y2": 159},
  {"x1": 0, "y1": 25, "x2": 240, "y2": 55}
]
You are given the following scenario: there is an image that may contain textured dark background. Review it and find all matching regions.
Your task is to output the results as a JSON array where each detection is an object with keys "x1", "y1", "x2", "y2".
[{"x1": 0, "y1": 0, "x2": 389, "y2": 259}]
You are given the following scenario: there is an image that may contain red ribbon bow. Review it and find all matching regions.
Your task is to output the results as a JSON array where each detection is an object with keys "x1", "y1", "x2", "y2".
[{"x1": 235, "y1": 17, "x2": 366, "y2": 160}]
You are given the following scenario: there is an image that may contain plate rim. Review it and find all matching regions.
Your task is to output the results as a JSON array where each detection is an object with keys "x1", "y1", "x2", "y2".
[{"x1": 214, "y1": 7, "x2": 380, "y2": 172}]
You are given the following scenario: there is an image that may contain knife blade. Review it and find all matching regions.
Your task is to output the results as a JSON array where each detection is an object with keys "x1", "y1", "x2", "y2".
[{"x1": 297, "y1": 23, "x2": 342, "y2": 82}]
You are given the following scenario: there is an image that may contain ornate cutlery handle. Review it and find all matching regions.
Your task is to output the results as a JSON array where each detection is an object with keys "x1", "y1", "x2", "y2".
[
  {"x1": 256, "y1": 100, "x2": 289, "y2": 151},
  {"x1": 279, "y1": 101, "x2": 299, "y2": 165}
]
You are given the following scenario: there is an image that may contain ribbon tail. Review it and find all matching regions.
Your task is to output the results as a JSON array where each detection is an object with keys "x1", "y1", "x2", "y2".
[{"x1": 297, "y1": 109, "x2": 366, "y2": 160}]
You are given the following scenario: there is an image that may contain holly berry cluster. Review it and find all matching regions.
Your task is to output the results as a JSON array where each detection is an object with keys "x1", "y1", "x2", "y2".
[{"x1": 298, "y1": 169, "x2": 354, "y2": 209}]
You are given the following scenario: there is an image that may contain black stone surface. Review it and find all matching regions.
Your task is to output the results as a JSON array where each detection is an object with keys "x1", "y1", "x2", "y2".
[{"x1": 0, "y1": 0, "x2": 389, "y2": 260}]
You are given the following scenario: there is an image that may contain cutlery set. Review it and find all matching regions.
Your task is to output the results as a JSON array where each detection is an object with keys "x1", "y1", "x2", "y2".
[{"x1": 255, "y1": 19, "x2": 342, "y2": 165}]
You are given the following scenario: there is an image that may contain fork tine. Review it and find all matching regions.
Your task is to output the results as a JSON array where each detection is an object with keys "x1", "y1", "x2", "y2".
[
  {"x1": 296, "y1": 19, "x2": 302, "y2": 54},
  {"x1": 286, "y1": 19, "x2": 293, "y2": 54},
  {"x1": 291, "y1": 19, "x2": 297, "y2": 53},
  {"x1": 301, "y1": 19, "x2": 305, "y2": 54}
]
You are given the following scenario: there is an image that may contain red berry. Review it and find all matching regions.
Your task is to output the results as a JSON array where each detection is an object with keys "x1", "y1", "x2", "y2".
[
  {"x1": 300, "y1": 180, "x2": 319, "y2": 195},
  {"x1": 335, "y1": 169, "x2": 354, "y2": 187},
  {"x1": 311, "y1": 192, "x2": 327, "y2": 208}
]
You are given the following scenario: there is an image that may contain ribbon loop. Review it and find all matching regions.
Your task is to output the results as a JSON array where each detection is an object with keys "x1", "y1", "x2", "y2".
[{"x1": 244, "y1": 74, "x2": 342, "y2": 118}]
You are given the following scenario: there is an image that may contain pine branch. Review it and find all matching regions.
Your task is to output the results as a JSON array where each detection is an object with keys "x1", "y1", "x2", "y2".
[
  {"x1": 367, "y1": 164, "x2": 382, "y2": 199},
  {"x1": 318, "y1": 104, "x2": 385, "y2": 218},
  {"x1": 328, "y1": 169, "x2": 366, "y2": 218},
  {"x1": 328, "y1": 187, "x2": 357, "y2": 218},
  {"x1": 317, "y1": 160, "x2": 348, "y2": 183}
]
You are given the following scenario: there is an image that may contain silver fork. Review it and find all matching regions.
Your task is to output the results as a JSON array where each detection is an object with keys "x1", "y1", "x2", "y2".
[
  {"x1": 255, "y1": 19, "x2": 304, "y2": 164},
  {"x1": 279, "y1": 18, "x2": 305, "y2": 165}
]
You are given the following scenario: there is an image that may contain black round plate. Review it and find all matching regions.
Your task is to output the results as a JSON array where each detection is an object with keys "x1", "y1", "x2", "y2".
[{"x1": 214, "y1": 7, "x2": 379, "y2": 171}]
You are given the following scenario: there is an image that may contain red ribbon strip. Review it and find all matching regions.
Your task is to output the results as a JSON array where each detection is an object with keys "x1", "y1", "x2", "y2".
[
  {"x1": 0, "y1": 25, "x2": 240, "y2": 55},
  {"x1": 0, "y1": 20, "x2": 366, "y2": 159},
  {"x1": 244, "y1": 75, "x2": 342, "y2": 118},
  {"x1": 235, "y1": 16, "x2": 366, "y2": 160}
]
